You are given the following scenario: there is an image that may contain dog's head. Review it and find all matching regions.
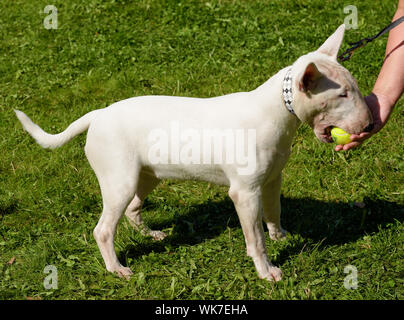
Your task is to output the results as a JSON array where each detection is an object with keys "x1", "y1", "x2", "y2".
[{"x1": 291, "y1": 25, "x2": 373, "y2": 143}]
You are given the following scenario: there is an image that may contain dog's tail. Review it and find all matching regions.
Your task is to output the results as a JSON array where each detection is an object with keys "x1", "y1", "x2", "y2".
[{"x1": 14, "y1": 109, "x2": 99, "y2": 149}]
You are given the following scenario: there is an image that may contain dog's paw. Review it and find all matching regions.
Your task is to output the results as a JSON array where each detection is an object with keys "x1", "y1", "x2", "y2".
[
  {"x1": 139, "y1": 226, "x2": 167, "y2": 241},
  {"x1": 115, "y1": 266, "x2": 133, "y2": 280},
  {"x1": 261, "y1": 266, "x2": 283, "y2": 282},
  {"x1": 269, "y1": 228, "x2": 288, "y2": 241},
  {"x1": 149, "y1": 230, "x2": 167, "y2": 241},
  {"x1": 254, "y1": 258, "x2": 283, "y2": 282}
]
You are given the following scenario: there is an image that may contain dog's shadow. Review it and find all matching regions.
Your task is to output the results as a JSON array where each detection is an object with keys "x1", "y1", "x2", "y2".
[
  {"x1": 0, "y1": 201, "x2": 19, "y2": 241},
  {"x1": 120, "y1": 195, "x2": 403, "y2": 264}
]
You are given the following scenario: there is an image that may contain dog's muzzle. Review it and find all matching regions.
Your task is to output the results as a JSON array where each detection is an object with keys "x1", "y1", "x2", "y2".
[{"x1": 364, "y1": 123, "x2": 374, "y2": 132}]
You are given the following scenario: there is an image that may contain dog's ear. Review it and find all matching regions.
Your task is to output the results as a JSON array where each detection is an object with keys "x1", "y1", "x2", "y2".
[
  {"x1": 317, "y1": 24, "x2": 345, "y2": 59},
  {"x1": 298, "y1": 62, "x2": 322, "y2": 92}
]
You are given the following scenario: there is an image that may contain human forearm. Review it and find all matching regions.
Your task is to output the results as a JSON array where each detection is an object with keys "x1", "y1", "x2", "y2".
[
  {"x1": 372, "y1": 2, "x2": 404, "y2": 108},
  {"x1": 335, "y1": 1, "x2": 404, "y2": 151}
]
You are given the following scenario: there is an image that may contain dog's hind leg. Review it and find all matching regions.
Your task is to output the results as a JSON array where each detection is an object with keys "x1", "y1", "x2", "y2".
[
  {"x1": 92, "y1": 173, "x2": 137, "y2": 278},
  {"x1": 92, "y1": 167, "x2": 138, "y2": 278},
  {"x1": 85, "y1": 134, "x2": 139, "y2": 278},
  {"x1": 124, "y1": 173, "x2": 166, "y2": 241}
]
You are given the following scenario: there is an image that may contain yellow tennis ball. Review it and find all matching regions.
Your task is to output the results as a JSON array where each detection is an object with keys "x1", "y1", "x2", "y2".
[{"x1": 331, "y1": 127, "x2": 351, "y2": 145}]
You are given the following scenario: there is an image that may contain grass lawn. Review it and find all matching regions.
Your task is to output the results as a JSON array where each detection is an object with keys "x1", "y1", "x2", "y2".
[{"x1": 0, "y1": 0, "x2": 402, "y2": 300}]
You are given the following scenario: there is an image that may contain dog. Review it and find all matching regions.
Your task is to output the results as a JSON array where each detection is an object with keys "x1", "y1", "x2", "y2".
[{"x1": 15, "y1": 25, "x2": 373, "y2": 281}]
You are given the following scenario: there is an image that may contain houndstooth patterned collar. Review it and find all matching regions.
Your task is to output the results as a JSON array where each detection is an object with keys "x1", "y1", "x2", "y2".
[{"x1": 282, "y1": 68, "x2": 296, "y2": 116}]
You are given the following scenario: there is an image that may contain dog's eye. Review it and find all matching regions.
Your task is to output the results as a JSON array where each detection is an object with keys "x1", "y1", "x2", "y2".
[{"x1": 339, "y1": 91, "x2": 348, "y2": 98}]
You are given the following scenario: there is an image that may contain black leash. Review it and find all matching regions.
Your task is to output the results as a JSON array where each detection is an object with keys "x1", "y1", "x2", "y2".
[{"x1": 338, "y1": 15, "x2": 404, "y2": 62}]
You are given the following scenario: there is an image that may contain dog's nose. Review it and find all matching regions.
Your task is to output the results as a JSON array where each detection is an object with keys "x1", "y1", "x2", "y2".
[{"x1": 364, "y1": 123, "x2": 374, "y2": 133}]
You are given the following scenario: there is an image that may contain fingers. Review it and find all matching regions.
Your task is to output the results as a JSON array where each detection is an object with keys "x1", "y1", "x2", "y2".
[
  {"x1": 335, "y1": 144, "x2": 344, "y2": 151},
  {"x1": 335, "y1": 141, "x2": 361, "y2": 151},
  {"x1": 350, "y1": 132, "x2": 372, "y2": 142},
  {"x1": 343, "y1": 141, "x2": 361, "y2": 151},
  {"x1": 335, "y1": 132, "x2": 372, "y2": 151}
]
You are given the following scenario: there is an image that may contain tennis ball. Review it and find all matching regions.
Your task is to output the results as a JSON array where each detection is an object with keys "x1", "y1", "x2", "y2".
[{"x1": 331, "y1": 127, "x2": 351, "y2": 145}]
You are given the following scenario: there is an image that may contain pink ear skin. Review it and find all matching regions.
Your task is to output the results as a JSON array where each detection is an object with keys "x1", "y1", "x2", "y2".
[{"x1": 298, "y1": 63, "x2": 323, "y2": 92}]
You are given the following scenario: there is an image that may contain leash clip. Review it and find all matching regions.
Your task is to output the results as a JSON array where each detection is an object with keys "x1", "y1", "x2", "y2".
[{"x1": 338, "y1": 38, "x2": 370, "y2": 62}]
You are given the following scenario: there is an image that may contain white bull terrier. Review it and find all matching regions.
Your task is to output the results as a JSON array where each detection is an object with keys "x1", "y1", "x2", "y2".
[{"x1": 15, "y1": 25, "x2": 373, "y2": 281}]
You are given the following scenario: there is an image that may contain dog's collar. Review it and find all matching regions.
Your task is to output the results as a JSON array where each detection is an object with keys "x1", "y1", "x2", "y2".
[{"x1": 282, "y1": 68, "x2": 296, "y2": 116}]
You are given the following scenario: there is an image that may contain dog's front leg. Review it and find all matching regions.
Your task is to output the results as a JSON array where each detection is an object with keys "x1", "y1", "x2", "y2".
[
  {"x1": 229, "y1": 187, "x2": 282, "y2": 282},
  {"x1": 262, "y1": 175, "x2": 287, "y2": 241}
]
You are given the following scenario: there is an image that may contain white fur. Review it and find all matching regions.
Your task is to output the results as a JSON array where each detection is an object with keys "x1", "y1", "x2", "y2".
[{"x1": 15, "y1": 25, "x2": 372, "y2": 281}]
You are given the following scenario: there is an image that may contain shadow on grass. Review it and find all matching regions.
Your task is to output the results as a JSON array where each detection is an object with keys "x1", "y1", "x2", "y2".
[
  {"x1": 120, "y1": 195, "x2": 403, "y2": 263},
  {"x1": 0, "y1": 201, "x2": 19, "y2": 241},
  {"x1": 0, "y1": 202, "x2": 18, "y2": 218}
]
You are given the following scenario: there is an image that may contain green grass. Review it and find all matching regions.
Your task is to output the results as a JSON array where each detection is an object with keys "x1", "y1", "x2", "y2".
[{"x1": 0, "y1": 0, "x2": 402, "y2": 300}]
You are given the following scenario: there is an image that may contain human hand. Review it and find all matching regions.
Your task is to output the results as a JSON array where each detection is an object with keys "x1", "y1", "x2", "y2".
[{"x1": 335, "y1": 92, "x2": 393, "y2": 151}]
